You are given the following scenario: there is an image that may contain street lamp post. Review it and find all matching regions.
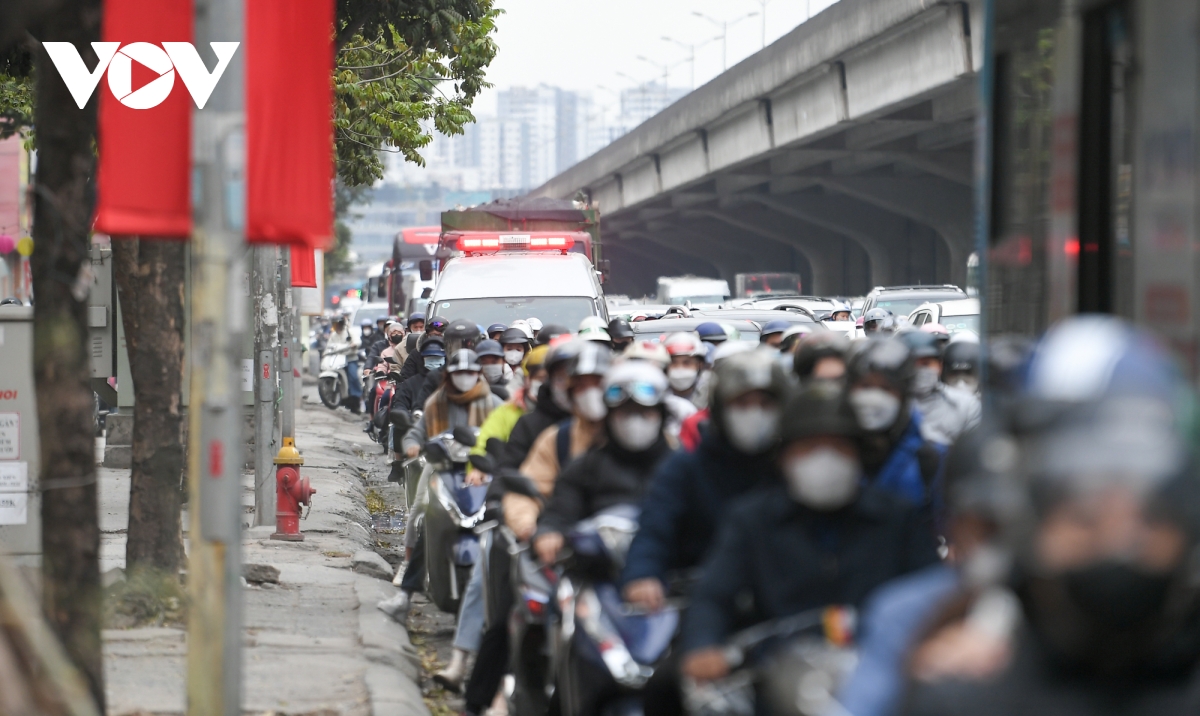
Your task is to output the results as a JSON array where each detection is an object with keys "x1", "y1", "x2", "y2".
[
  {"x1": 662, "y1": 35, "x2": 721, "y2": 90},
  {"x1": 755, "y1": 0, "x2": 773, "y2": 48},
  {"x1": 692, "y1": 10, "x2": 759, "y2": 72}
]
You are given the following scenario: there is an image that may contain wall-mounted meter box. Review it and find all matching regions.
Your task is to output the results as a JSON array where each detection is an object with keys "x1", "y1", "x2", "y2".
[{"x1": 0, "y1": 304, "x2": 40, "y2": 564}]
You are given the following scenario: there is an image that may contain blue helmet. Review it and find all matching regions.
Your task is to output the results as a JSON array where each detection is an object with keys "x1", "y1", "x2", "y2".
[
  {"x1": 407, "y1": 312, "x2": 426, "y2": 327},
  {"x1": 761, "y1": 320, "x2": 791, "y2": 338},
  {"x1": 695, "y1": 322, "x2": 727, "y2": 344}
]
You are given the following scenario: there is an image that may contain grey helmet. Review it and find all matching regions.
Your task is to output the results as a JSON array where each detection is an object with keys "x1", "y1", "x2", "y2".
[{"x1": 445, "y1": 348, "x2": 482, "y2": 374}]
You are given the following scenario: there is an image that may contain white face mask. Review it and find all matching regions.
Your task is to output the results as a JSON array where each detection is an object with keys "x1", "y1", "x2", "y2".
[
  {"x1": 527, "y1": 379, "x2": 543, "y2": 403},
  {"x1": 849, "y1": 388, "x2": 902, "y2": 432},
  {"x1": 785, "y1": 447, "x2": 860, "y2": 510},
  {"x1": 552, "y1": 379, "x2": 573, "y2": 412},
  {"x1": 504, "y1": 349, "x2": 525, "y2": 367},
  {"x1": 574, "y1": 387, "x2": 608, "y2": 422},
  {"x1": 609, "y1": 412, "x2": 662, "y2": 452},
  {"x1": 723, "y1": 405, "x2": 780, "y2": 454},
  {"x1": 911, "y1": 366, "x2": 940, "y2": 396},
  {"x1": 482, "y1": 363, "x2": 504, "y2": 384},
  {"x1": 947, "y1": 376, "x2": 979, "y2": 394},
  {"x1": 667, "y1": 367, "x2": 699, "y2": 392},
  {"x1": 451, "y1": 372, "x2": 479, "y2": 393}
]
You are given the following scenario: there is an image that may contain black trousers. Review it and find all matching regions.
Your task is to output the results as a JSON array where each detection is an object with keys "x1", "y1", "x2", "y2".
[
  {"x1": 464, "y1": 621, "x2": 509, "y2": 713},
  {"x1": 400, "y1": 530, "x2": 426, "y2": 592}
]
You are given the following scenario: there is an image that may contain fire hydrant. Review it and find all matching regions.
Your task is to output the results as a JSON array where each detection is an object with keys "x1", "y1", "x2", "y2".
[{"x1": 271, "y1": 437, "x2": 315, "y2": 541}]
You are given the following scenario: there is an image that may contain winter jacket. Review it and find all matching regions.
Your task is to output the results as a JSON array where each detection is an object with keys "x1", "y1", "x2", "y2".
[
  {"x1": 860, "y1": 410, "x2": 943, "y2": 505},
  {"x1": 912, "y1": 384, "x2": 981, "y2": 447},
  {"x1": 621, "y1": 425, "x2": 777, "y2": 587},
  {"x1": 681, "y1": 484, "x2": 939, "y2": 653},
  {"x1": 502, "y1": 417, "x2": 605, "y2": 539},
  {"x1": 395, "y1": 368, "x2": 442, "y2": 414},
  {"x1": 470, "y1": 385, "x2": 535, "y2": 459},
  {"x1": 397, "y1": 345, "x2": 426, "y2": 383},
  {"x1": 537, "y1": 434, "x2": 673, "y2": 536},
  {"x1": 499, "y1": 382, "x2": 571, "y2": 470},
  {"x1": 401, "y1": 383, "x2": 502, "y2": 452}
]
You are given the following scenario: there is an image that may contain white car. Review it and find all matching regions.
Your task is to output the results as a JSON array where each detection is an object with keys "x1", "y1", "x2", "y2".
[{"x1": 907, "y1": 298, "x2": 981, "y2": 336}]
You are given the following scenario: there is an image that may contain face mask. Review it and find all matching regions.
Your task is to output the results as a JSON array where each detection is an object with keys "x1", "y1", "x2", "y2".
[
  {"x1": 785, "y1": 448, "x2": 859, "y2": 510},
  {"x1": 948, "y1": 376, "x2": 979, "y2": 394},
  {"x1": 723, "y1": 405, "x2": 780, "y2": 454},
  {"x1": 504, "y1": 349, "x2": 525, "y2": 367},
  {"x1": 610, "y1": 412, "x2": 662, "y2": 452},
  {"x1": 849, "y1": 388, "x2": 901, "y2": 432},
  {"x1": 451, "y1": 372, "x2": 479, "y2": 393},
  {"x1": 482, "y1": 363, "x2": 504, "y2": 384},
  {"x1": 911, "y1": 366, "x2": 940, "y2": 396},
  {"x1": 424, "y1": 356, "x2": 444, "y2": 371},
  {"x1": 389, "y1": 334, "x2": 403, "y2": 345},
  {"x1": 574, "y1": 387, "x2": 608, "y2": 422},
  {"x1": 527, "y1": 380, "x2": 543, "y2": 404},
  {"x1": 1063, "y1": 562, "x2": 1173, "y2": 629},
  {"x1": 552, "y1": 380, "x2": 573, "y2": 412},
  {"x1": 667, "y1": 367, "x2": 699, "y2": 392}
]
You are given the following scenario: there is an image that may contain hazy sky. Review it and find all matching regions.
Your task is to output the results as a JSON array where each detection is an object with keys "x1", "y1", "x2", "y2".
[{"x1": 473, "y1": 0, "x2": 841, "y2": 114}]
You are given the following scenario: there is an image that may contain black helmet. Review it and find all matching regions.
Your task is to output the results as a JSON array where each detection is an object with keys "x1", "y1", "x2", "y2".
[
  {"x1": 444, "y1": 318, "x2": 482, "y2": 355},
  {"x1": 475, "y1": 339, "x2": 504, "y2": 359},
  {"x1": 535, "y1": 324, "x2": 569, "y2": 346},
  {"x1": 794, "y1": 333, "x2": 850, "y2": 379},
  {"x1": 846, "y1": 337, "x2": 914, "y2": 394},
  {"x1": 568, "y1": 341, "x2": 613, "y2": 379},
  {"x1": 943, "y1": 340, "x2": 981, "y2": 377},
  {"x1": 445, "y1": 348, "x2": 482, "y2": 374},
  {"x1": 862, "y1": 308, "x2": 895, "y2": 334},
  {"x1": 607, "y1": 318, "x2": 635, "y2": 341},
  {"x1": 545, "y1": 339, "x2": 582, "y2": 375},
  {"x1": 780, "y1": 383, "x2": 859, "y2": 443},
  {"x1": 897, "y1": 330, "x2": 942, "y2": 360},
  {"x1": 418, "y1": 334, "x2": 446, "y2": 357},
  {"x1": 499, "y1": 326, "x2": 532, "y2": 347}
]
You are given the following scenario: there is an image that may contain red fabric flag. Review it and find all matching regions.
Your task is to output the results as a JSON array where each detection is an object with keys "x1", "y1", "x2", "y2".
[
  {"x1": 93, "y1": 0, "x2": 192, "y2": 238},
  {"x1": 246, "y1": 0, "x2": 334, "y2": 249},
  {"x1": 291, "y1": 246, "x2": 317, "y2": 288}
]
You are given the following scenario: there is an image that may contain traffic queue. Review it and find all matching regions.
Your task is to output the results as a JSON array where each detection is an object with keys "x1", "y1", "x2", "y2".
[{"x1": 317, "y1": 304, "x2": 1200, "y2": 716}]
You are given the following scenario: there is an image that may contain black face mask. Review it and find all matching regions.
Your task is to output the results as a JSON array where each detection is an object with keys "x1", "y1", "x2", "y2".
[
  {"x1": 1064, "y1": 562, "x2": 1173, "y2": 629},
  {"x1": 388, "y1": 335, "x2": 402, "y2": 345}
]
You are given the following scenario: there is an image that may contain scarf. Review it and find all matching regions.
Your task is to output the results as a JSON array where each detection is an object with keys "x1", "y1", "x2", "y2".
[{"x1": 424, "y1": 378, "x2": 493, "y2": 436}]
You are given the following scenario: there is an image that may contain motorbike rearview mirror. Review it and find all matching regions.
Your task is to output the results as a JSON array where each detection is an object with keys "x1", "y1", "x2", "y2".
[
  {"x1": 389, "y1": 409, "x2": 412, "y2": 433},
  {"x1": 452, "y1": 425, "x2": 477, "y2": 447},
  {"x1": 499, "y1": 472, "x2": 543, "y2": 501},
  {"x1": 469, "y1": 453, "x2": 497, "y2": 475},
  {"x1": 419, "y1": 260, "x2": 433, "y2": 282},
  {"x1": 423, "y1": 441, "x2": 449, "y2": 463}
]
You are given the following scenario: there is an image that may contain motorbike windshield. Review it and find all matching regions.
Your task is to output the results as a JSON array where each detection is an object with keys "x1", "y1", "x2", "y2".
[{"x1": 430, "y1": 296, "x2": 597, "y2": 328}]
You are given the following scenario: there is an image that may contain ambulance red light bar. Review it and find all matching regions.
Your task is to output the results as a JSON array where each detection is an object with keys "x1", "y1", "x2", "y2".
[{"x1": 455, "y1": 233, "x2": 571, "y2": 253}]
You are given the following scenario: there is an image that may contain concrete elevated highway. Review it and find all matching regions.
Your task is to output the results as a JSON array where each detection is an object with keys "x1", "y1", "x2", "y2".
[{"x1": 531, "y1": 0, "x2": 982, "y2": 297}]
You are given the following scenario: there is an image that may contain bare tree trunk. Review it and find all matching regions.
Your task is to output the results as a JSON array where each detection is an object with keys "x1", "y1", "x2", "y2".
[
  {"x1": 26, "y1": 0, "x2": 105, "y2": 708},
  {"x1": 112, "y1": 238, "x2": 187, "y2": 576}
]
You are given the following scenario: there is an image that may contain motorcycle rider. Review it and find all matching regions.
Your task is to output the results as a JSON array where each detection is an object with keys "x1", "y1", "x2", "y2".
[
  {"x1": 680, "y1": 383, "x2": 940, "y2": 683},
  {"x1": 397, "y1": 312, "x2": 425, "y2": 363},
  {"x1": 326, "y1": 314, "x2": 363, "y2": 413},
  {"x1": 863, "y1": 308, "x2": 896, "y2": 336},
  {"x1": 830, "y1": 301, "x2": 854, "y2": 322},
  {"x1": 846, "y1": 338, "x2": 942, "y2": 504},
  {"x1": 898, "y1": 330, "x2": 981, "y2": 447},
  {"x1": 486, "y1": 322, "x2": 507, "y2": 342},
  {"x1": 397, "y1": 316, "x2": 447, "y2": 382},
  {"x1": 533, "y1": 361, "x2": 673, "y2": 565},
  {"x1": 794, "y1": 332, "x2": 850, "y2": 387},
  {"x1": 392, "y1": 334, "x2": 445, "y2": 414},
  {"x1": 941, "y1": 339, "x2": 981, "y2": 394},
  {"x1": 904, "y1": 317, "x2": 1200, "y2": 716},
  {"x1": 499, "y1": 326, "x2": 532, "y2": 371},
  {"x1": 502, "y1": 341, "x2": 612, "y2": 543},
  {"x1": 759, "y1": 319, "x2": 791, "y2": 348},
  {"x1": 473, "y1": 339, "x2": 511, "y2": 400},
  {"x1": 578, "y1": 315, "x2": 612, "y2": 345},
  {"x1": 695, "y1": 321, "x2": 728, "y2": 347},
  {"x1": 608, "y1": 317, "x2": 635, "y2": 353},
  {"x1": 663, "y1": 332, "x2": 708, "y2": 409},
  {"x1": 380, "y1": 348, "x2": 502, "y2": 624}
]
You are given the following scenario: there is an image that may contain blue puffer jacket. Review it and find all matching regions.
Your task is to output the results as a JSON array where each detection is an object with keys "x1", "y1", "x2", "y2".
[
  {"x1": 621, "y1": 425, "x2": 778, "y2": 587},
  {"x1": 869, "y1": 411, "x2": 938, "y2": 504}
]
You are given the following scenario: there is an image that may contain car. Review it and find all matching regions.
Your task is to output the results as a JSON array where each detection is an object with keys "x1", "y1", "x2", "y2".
[
  {"x1": 691, "y1": 309, "x2": 825, "y2": 329},
  {"x1": 907, "y1": 298, "x2": 981, "y2": 337},
  {"x1": 351, "y1": 302, "x2": 391, "y2": 340},
  {"x1": 724, "y1": 295, "x2": 839, "y2": 315},
  {"x1": 424, "y1": 237, "x2": 607, "y2": 327},
  {"x1": 860, "y1": 285, "x2": 968, "y2": 321}
]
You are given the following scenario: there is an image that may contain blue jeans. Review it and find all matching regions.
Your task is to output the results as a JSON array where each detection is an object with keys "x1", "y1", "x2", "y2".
[
  {"x1": 346, "y1": 360, "x2": 363, "y2": 398},
  {"x1": 452, "y1": 559, "x2": 486, "y2": 652}
]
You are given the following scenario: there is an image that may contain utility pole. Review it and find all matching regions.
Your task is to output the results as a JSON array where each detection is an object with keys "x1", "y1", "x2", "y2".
[
  {"x1": 252, "y1": 245, "x2": 278, "y2": 526},
  {"x1": 277, "y1": 249, "x2": 297, "y2": 454},
  {"x1": 186, "y1": 0, "x2": 244, "y2": 712},
  {"x1": 693, "y1": 10, "x2": 758, "y2": 71}
]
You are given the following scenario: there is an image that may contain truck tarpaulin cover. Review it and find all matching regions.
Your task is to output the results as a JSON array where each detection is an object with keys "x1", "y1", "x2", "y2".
[
  {"x1": 93, "y1": 0, "x2": 192, "y2": 238},
  {"x1": 477, "y1": 197, "x2": 588, "y2": 223},
  {"x1": 246, "y1": 0, "x2": 334, "y2": 252}
]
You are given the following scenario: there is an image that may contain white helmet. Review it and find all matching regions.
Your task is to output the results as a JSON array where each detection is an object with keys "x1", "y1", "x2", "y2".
[
  {"x1": 621, "y1": 340, "x2": 671, "y2": 370},
  {"x1": 578, "y1": 315, "x2": 611, "y2": 343},
  {"x1": 663, "y1": 332, "x2": 706, "y2": 358}
]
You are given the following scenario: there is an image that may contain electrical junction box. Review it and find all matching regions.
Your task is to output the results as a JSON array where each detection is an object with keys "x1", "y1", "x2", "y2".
[{"x1": 0, "y1": 304, "x2": 41, "y2": 564}]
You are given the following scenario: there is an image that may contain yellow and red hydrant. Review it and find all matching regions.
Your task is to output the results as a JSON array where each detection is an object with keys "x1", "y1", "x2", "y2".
[{"x1": 271, "y1": 437, "x2": 315, "y2": 541}]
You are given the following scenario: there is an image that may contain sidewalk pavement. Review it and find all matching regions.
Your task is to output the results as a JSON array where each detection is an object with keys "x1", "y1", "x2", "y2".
[{"x1": 100, "y1": 391, "x2": 427, "y2": 716}]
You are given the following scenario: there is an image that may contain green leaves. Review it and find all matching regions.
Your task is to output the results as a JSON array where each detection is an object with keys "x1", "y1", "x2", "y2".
[{"x1": 334, "y1": 0, "x2": 500, "y2": 188}]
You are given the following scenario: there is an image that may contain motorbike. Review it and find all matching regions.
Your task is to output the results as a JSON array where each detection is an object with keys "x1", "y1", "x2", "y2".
[
  {"x1": 318, "y1": 343, "x2": 355, "y2": 409},
  {"x1": 422, "y1": 425, "x2": 488, "y2": 614},
  {"x1": 684, "y1": 606, "x2": 858, "y2": 716}
]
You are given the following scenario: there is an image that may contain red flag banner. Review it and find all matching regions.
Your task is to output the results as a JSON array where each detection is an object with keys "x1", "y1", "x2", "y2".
[
  {"x1": 291, "y1": 246, "x2": 317, "y2": 288},
  {"x1": 93, "y1": 0, "x2": 193, "y2": 238},
  {"x1": 246, "y1": 0, "x2": 334, "y2": 249}
]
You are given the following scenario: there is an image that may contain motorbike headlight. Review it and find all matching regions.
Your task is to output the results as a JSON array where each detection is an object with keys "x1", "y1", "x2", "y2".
[
  {"x1": 433, "y1": 479, "x2": 484, "y2": 529},
  {"x1": 595, "y1": 524, "x2": 636, "y2": 568}
]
